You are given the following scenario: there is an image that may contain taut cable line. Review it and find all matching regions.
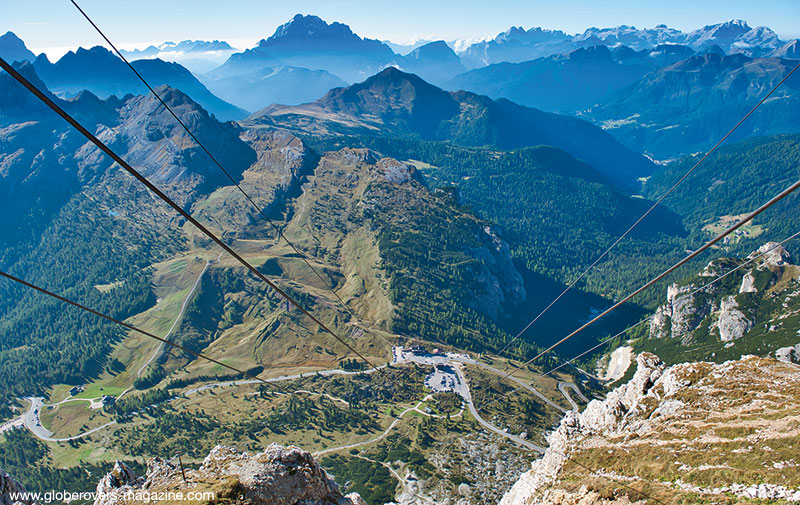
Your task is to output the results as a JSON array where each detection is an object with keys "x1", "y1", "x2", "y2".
[
  {"x1": 497, "y1": 61, "x2": 800, "y2": 357},
  {"x1": 0, "y1": 55, "x2": 382, "y2": 373},
  {"x1": 477, "y1": 231, "x2": 800, "y2": 413},
  {"x1": 68, "y1": 0, "x2": 393, "y2": 349},
  {"x1": 0, "y1": 270, "x2": 280, "y2": 390},
  {"x1": 480, "y1": 175, "x2": 800, "y2": 409}
]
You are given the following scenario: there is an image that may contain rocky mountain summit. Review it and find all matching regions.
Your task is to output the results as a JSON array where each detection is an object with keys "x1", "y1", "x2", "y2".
[
  {"x1": 253, "y1": 66, "x2": 655, "y2": 186},
  {"x1": 501, "y1": 352, "x2": 800, "y2": 504},
  {"x1": 94, "y1": 444, "x2": 365, "y2": 505}
]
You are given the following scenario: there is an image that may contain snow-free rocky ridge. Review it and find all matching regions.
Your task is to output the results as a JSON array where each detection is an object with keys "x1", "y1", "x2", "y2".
[{"x1": 501, "y1": 352, "x2": 800, "y2": 504}]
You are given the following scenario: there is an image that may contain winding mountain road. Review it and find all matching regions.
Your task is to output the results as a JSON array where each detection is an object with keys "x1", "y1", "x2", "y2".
[
  {"x1": 462, "y1": 359, "x2": 569, "y2": 414},
  {"x1": 559, "y1": 381, "x2": 590, "y2": 412},
  {"x1": 14, "y1": 346, "x2": 586, "y2": 454}
]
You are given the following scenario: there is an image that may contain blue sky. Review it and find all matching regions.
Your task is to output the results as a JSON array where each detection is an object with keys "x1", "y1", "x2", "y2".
[{"x1": 4, "y1": 0, "x2": 799, "y2": 57}]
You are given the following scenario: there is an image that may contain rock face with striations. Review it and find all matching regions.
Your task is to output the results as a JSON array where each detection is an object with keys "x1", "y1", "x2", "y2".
[
  {"x1": 500, "y1": 352, "x2": 800, "y2": 505},
  {"x1": 93, "y1": 444, "x2": 365, "y2": 505},
  {"x1": 648, "y1": 242, "x2": 797, "y2": 348}
]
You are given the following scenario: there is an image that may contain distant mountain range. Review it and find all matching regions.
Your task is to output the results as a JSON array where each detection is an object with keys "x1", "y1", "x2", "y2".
[
  {"x1": 446, "y1": 44, "x2": 696, "y2": 112},
  {"x1": 119, "y1": 40, "x2": 237, "y2": 74},
  {"x1": 585, "y1": 53, "x2": 800, "y2": 159},
  {"x1": 27, "y1": 46, "x2": 246, "y2": 121},
  {"x1": 4, "y1": 16, "x2": 798, "y2": 162},
  {"x1": 250, "y1": 67, "x2": 655, "y2": 186},
  {"x1": 121, "y1": 39, "x2": 235, "y2": 59},
  {"x1": 11, "y1": 14, "x2": 793, "y2": 118},
  {"x1": 459, "y1": 19, "x2": 793, "y2": 68},
  {"x1": 198, "y1": 15, "x2": 468, "y2": 110}
]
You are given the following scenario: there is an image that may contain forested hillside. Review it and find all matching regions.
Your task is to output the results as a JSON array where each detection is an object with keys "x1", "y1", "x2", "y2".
[
  {"x1": 644, "y1": 133, "x2": 800, "y2": 251},
  {"x1": 307, "y1": 136, "x2": 687, "y2": 305},
  {"x1": 251, "y1": 67, "x2": 655, "y2": 187},
  {"x1": 587, "y1": 54, "x2": 800, "y2": 159}
]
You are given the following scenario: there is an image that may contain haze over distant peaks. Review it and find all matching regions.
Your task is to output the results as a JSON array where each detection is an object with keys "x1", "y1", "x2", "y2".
[
  {"x1": 399, "y1": 40, "x2": 466, "y2": 85},
  {"x1": 217, "y1": 14, "x2": 396, "y2": 82},
  {"x1": 119, "y1": 40, "x2": 237, "y2": 74},
  {"x1": 253, "y1": 66, "x2": 655, "y2": 186},
  {"x1": 0, "y1": 31, "x2": 36, "y2": 64},
  {"x1": 459, "y1": 19, "x2": 789, "y2": 68},
  {"x1": 31, "y1": 45, "x2": 246, "y2": 120},
  {"x1": 122, "y1": 39, "x2": 235, "y2": 58}
]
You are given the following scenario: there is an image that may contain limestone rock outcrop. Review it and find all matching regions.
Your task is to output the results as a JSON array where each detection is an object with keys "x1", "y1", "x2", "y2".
[
  {"x1": 649, "y1": 241, "x2": 796, "y2": 345},
  {"x1": 714, "y1": 295, "x2": 753, "y2": 341},
  {"x1": 93, "y1": 444, "x2": 364, "y2": 505},
  {"x1": 500, "y1": 353, "x2": 800, "y2": 505}
]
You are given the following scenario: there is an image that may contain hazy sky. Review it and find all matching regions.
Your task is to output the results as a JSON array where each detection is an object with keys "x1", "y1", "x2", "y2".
[{"x1": 4, "y1": 0, "x2": 799, "y2": 58}]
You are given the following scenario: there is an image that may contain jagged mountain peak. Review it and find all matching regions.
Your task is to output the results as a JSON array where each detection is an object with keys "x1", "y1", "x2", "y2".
[
  {"x1": 0, "y1": 31, "x2": 36, "y2": 64},
  {"x1": 112, "y1": 84, "x2": 254, "y2": 198},
  {"x1": 686, "y1": 19, "x2": 754, "y2": 50},
  {"x1": 57, "y1": 45, "x2": 121, "y2": 65},
  {"x1": 117, "y1": 84, "x2": 242, "y2": 141},
  {"x1": 497, "y1": 25, "x2": 569, "y2": 43},
  {"x1": 259, "y1": 13, "x2": 386, "y2": 51},
  {"x1": 0, "y1": 31, "x2": 24, "y2": 44},
  {"x1": 163, "y1": 39, "x2": 234, "y2": 52},
  {"x1": 219, "y1": 14, "x2": 396, "y2": 83},
  {"x1": 696, "y1": 18, "x2": 753, "y2": 36},
  {"x1": 268, "y1": 14, "x2": 343, "y2": 40},
  {"x1": 721, "y1": 18, "x2": 751, "y2": 29}
]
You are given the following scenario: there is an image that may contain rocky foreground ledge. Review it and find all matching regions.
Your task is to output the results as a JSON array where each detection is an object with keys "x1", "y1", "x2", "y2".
[
  {"x1": 0, "y1": 444, "x2": 364, "y2": 505},
  {"x1": 95, "y1": 444, "x2": 366, "y2": 505},
  {"x1": 501, "y1": 353, "x2": 800, "y2": 505}
]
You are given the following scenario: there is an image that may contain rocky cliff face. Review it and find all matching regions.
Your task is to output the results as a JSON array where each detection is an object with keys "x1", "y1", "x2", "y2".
[
  {"x1": 501, "y1": 353, "x2": 800, "y2": 505},
  {"x1": 0, "y1": 468, "x2": 33, "y2": 505},
  {"x1": 646, "y1": 242, "x2": 800, "y2": 363},
  {"x1": 94, "y1": 444, "x2": 365, "y2": 505}
]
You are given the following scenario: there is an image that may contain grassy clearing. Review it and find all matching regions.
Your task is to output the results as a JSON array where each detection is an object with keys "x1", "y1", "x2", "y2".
[
  {"x1": 39, "y1": 403, "x2": 113, "y2": 438},
  {"x1": 72, "y1": 384, "x2": 125, "y2": 400}
]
